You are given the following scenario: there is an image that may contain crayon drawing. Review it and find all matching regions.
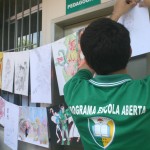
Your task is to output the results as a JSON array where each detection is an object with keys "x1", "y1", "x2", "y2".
[
  {"x1": 0, "y1": 52, "x2": 3, "y2": 89},
  {"x1": 2, "y1": 52, "x2": 15, "y2": 92},
  {"x1": 48, "y1": 104, "x2": 81, "y2": 146},
  {"x1": 30, "y1": 44, "x2": 51, "y2": 103},
  {"x1": 19, "y1": 107, "x2": 49, "y2": 148},
  {"x1": 0, "y1": 96, "x2": 5, "y2": 126},
  {"x1": 52, "y1": 32, "x2": 82, "y2": 95},
  {"x1": 77, "y1": 28, "x2": 85, "y2": 68},
  {"x1": 4, "y1": 102, "x2": 19, "y2": 150},
  {"x1": 14, "y1": 51, "x2": 29, "y2": 96}
]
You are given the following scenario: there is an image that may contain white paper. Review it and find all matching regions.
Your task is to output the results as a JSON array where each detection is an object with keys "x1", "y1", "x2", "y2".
[
  {"x1": 4, "y1": 102, "x2": 19, "y2": 150},
  {"x1": 0, "y1": 96, "x2": 5, "y2": 126},
  {"x1": 14, "y1": 51, "x2": 29, "y2": 96},
  {"x1": 52, "y1": 32, "x2": 78, "y2": 95},
  {"x1": 2, "y1": 52, "x2": 15, "y2": 92},
  {"x1": 30, "y1": 44, "x2": 51, "y2": 103},
  {"x1": 118, "y1": 4, "x2": 150, "y2": 57}
]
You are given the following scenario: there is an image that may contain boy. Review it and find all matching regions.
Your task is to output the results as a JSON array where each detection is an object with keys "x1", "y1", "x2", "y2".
[{"x1": 64, "y1": 0, "x2": 150, "y2": 150}]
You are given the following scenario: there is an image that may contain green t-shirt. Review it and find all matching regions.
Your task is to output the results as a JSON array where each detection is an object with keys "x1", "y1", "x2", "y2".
[{"x1": 64, "y1": 69, "x2": 150, "y2": 150}]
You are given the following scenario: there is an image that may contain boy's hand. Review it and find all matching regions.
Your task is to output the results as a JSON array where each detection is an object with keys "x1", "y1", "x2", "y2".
[
  {"x1": 139, "y1": 0, "x2": 150, "y2": 7},
  {"x1": 111, "y1": 0, "x2": 138, "y2": 21}
]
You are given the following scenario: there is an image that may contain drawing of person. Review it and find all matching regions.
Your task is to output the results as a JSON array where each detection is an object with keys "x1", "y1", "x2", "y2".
[
  {"x1": 63, "y1": 34, "x2": 78, "y2": 81},
  {"x1": 16, "y1": 61, "x2": 27, "y2": 91},
  {"x1": 19, "y1": 118, "x2": 31, "y2": 140},
  {"x1": 4, "y1": 59, "x2": 11, "y2": 89},
  {"x1": 50, "y1": 108, "x2": 62, "y2": 143},
  {"x1": 68, "y1": 116, "x2": 80, "y2": 142},
  {"x1": 58, "y1": 104, "x2": 70, "y2": 145}
]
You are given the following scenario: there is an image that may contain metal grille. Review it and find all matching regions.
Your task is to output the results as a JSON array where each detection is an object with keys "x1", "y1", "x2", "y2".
[{"x1": 0, "y1": 0, "x2": 42, "y2": 107}]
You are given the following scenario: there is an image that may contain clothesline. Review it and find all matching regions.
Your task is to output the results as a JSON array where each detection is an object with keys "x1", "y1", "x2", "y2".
[{"x1": 3, "y1": 43, "x2": 37, "y2": 52}]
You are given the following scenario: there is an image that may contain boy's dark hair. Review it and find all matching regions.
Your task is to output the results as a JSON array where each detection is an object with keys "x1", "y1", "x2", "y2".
[{"x1": 80, "y1": 18, "x2": 131, "y2": 75}]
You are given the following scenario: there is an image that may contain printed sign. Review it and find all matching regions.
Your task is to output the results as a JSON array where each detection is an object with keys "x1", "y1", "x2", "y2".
[{"x1": 66, "y1": 0, "x2": 101, "y2": 14}]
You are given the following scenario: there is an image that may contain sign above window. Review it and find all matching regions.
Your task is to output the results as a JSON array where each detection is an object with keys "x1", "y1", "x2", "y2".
[{"x1": 66, "y1": 0, "x2": 101, "y2": 15}]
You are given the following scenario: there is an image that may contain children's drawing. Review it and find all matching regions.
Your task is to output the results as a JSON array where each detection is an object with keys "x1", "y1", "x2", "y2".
[
  {"x1": 4, "y1": 102, "x2": 19, "y2": 150},
  {"x1": 48, "y1": 104, "x2": 81, "y2": 146},
  {"x1": 0, "y1": 52, "x2": 3, "y2": 89},
  {"x1": 77, "y1": 28, "x2": 85, "y2": 68},
  {"x1": 18, "y1": 106, "x2": 49, "y2": 148},
  {"x1": 30, "y1": 44, "x2": 51, "y2": 103},
  {"x1": 52, "y1": 31, "x2": 85, "y2": 95},
  {"x1": 118, "y1": 4, "x2": 150, "y2": 56},
  {"x1": 2, "y1": 52, "x2": 15, "y2": 92},
  {"x1": 14, "y1": 51, "x2": 29, "y2": 96},
  {"x1": 0, "y1": 96, "x2": 5, "y2": 126}
]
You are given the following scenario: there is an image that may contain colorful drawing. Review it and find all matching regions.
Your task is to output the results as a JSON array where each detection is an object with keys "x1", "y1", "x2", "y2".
[
  {"x1": 52, "y1": 31, "x2": 85, "y2": 95},
  {"x1": 0, "y1": 96, "x2": 5, "y2": 126},
  {"x1": 0, "y1": 52, "x2": 3, "y2": 89},
  {"x1": 19, "y1": 106, "x2": 49, "y2": 148},
  {"x1": 77, "y1": 28, "x2": 85, "y2": 68},
  {"x1": 14, "y1": 51, "x2": 29, "y2": 96},
  {"x1": 47, "y1": 104, "x2": 80, "y2": 146},
  {"x1": 2, "y1": 52, "x2": 15, "y2": 92},
  {"x1": 4, "y1": 102, "x2": 19, "y2": 150},
  {"x1": 30, "y1": 44, "x2": 52, "y2": 103}
]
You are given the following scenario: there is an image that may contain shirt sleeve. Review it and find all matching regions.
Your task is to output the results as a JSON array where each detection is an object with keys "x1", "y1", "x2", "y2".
[{"x1": 64, "y1": 69, "x2": 93, "y2": 105}]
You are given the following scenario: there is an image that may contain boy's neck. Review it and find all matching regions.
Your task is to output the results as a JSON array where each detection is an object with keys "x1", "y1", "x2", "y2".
[{"x1": 111, "y1": 68, "x2": 128, "y2": 75}]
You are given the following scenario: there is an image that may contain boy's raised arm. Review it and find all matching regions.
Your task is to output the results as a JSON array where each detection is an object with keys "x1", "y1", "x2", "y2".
[{"x1": 111, "y1": 0, "x2": 138, "y2": 21}]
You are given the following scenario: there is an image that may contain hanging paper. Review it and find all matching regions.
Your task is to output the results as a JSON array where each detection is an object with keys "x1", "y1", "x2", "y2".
[
  {"x1": 30, "y1": 44, "x2": 51, "y2": 103},
  {"x1": 47, "y1": 104, "x2": 81, "y2": 146},
  {"x1": 0, "y1": 52, "x2": 3, "y2": 89},
  {"x1": 52, "y1": 32, "x2": 79, "y2": 95},
  {"x1": 2, "y1": 52, "x2": 15, "y2": 92},
  {"x1": 14, "y1": 51, "x2": 29, "y2": 96},
  {"x1": 4, "y1": 102, "x2": 19, "y2": 150},
  {"x1": 118, "y1": 4, "x2": 150, "y2": 56},
  {"x1": 18, "y1": 106, "x2": 49, "y2": 148},
  {"x1": 0, "y1": 96, "x2": 5, "y2": 126}
]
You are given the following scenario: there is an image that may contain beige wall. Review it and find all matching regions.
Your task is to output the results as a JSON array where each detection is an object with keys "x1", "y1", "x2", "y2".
[
  {"x1": 42, "y1": 0, "x2": 66, "y2": 44},
  {"x1": 42, "y1": 0, "x2": 112, "y2": 44}
]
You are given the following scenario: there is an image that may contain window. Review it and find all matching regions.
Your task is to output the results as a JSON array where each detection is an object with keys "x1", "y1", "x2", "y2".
[{"x1": 0, "y1": 0, "x2": 42, "y2": 106}]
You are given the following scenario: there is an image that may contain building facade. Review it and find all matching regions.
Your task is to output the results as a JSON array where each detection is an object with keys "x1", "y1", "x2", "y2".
[{"x1": 0, "y1": 0, "x2": 150, "y2": 150}]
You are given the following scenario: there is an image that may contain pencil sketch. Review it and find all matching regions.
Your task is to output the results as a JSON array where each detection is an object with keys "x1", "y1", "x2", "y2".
[
  {"x1": 2, "y1": 52, "x2": 15, "y2": 92},
  {"x1": 14, "y1": 51, "x2": 29, "y2": 96},
  {"x1": 30, "y1": 44, "x2": 51, "y2": 103},
  {"x1": 0, "y1": 52, "x2": 3, "y2": 89},
  {"x1": 121, "y1": 13, "x2": 134, "y2": 33},
  {"x1": 118, "y1": 5, "x2": 150, "y2": 56}
]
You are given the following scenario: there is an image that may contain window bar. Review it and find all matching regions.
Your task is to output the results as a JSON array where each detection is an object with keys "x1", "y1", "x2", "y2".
[
  {"x1": 36, "y1": 0, "x2": 40, "y2": 107},
  {"x1": 19, "y1": 0, "x2": 24, "y2": 105},
  {"x1": 1, "y1": 0, "x2": 5, "y2": 96},
  {"x1": 20, "y1": 0, "x2": 24, "y2": 51},
  {"x1": 37, "y1": 0, "x2": 40, "y2": 47},
  {"x1": 2, "y1": 0, "x2": 5, "y2": 51},
  {"x1": 6, "y1": 0, "x2": 11, "y2": 101},
  {"x1": 14, "y1": 0, "x2": 18, "y2": 51},
  {"x1": 29, "y1": 0, "x2": 31, "y2": 49},
  {"x1": 8, "y1": 0, "x2": 11, "y2": 51},
  {"x1": 27, "y1": 0, "x2": 32, "y2": 106}
]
